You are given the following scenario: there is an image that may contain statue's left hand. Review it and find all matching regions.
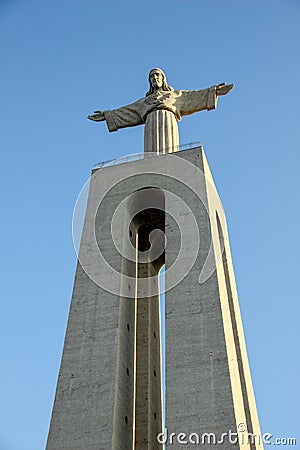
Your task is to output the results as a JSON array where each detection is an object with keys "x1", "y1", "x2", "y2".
[{"x1": 216, "y1": 83, "x2": 234, "y2": 96}]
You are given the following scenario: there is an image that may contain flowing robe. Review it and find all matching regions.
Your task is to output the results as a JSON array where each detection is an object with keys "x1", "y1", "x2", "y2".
[{"x1": 102, "y1": 86, "x2": 218, "y2": 154}]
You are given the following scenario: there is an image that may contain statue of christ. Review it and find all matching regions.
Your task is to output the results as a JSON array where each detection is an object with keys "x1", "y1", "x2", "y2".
[{"x1": 88, "y1": 68, "x2": 234, "y2": 154}]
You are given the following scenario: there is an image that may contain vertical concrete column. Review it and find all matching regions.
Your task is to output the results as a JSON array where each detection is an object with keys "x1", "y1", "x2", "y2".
[
  {"x1": 148, "y1": 262, "x2": 164, "y2": 448},
  {"x1": 165, "y1": 148, "x2": 262, "y2": 449},
  {"x1": 134, "y1": 210, "x2": 164, "y2": 449},
  {"x1": 46, "y1": 168, "x2": 125, "y2": 450}
]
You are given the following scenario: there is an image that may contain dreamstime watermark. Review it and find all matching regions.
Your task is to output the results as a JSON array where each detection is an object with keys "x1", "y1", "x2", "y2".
[
  {"x1": 72, "y1": 151, "x2": 227, "y2": 297},
  {"x1": 156, "y1": 426, "x2": 297, "y2": 446}
]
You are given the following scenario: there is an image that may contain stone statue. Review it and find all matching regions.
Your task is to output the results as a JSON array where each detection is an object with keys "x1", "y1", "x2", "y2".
[{"x1": 88, "y1": 68, "x2": 234, "y2": 154}]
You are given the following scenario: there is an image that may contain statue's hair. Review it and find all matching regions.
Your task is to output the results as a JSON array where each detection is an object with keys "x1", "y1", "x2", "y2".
[{"x1": 146, "y1": 68, "x2": 174, "y2": 96}]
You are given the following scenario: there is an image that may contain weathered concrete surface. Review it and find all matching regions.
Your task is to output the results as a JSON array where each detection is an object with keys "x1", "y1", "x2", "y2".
[
  {"x1": 46, "y1": 147, "x2": 262, "y2": 450},
  {"x1": 46, "y1": 159, "x2": 166, "y2": 449},
  {"x1": 164, "y1": 148, "x2": 262, "y2": 449}
]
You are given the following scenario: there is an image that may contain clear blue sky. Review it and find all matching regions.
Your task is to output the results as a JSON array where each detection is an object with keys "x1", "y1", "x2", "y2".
[{"x1": 1, "y1": 1, "x2": 299, "y2": 449}]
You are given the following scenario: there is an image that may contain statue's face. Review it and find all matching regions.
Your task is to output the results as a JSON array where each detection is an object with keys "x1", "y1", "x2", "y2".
[{"x1": 149, "y1": 70, "x2": 163, "y2": 89}]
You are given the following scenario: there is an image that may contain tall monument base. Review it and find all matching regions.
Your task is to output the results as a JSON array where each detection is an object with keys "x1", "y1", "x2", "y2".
[{"x1": 46, "y1": 146, "x2": 262, "y2": 450}]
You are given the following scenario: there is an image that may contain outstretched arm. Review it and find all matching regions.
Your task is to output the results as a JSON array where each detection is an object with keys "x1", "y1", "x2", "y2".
[
  {"x1": 87, "y1": 100, "x2": 144, "y2": 132},
  {"x1": 176, "y1": 82, "x2": 234, "y2": 117}
]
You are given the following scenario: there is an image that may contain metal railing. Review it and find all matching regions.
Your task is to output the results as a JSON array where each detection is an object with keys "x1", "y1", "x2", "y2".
[{"x1": 93, "y1": 142, "x2": 203, "y2": 169}]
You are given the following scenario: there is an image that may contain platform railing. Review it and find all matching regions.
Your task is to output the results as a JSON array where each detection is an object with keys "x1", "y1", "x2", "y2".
[{"x1": 93, "y1": 141, "x2": 202, "y2": 169}]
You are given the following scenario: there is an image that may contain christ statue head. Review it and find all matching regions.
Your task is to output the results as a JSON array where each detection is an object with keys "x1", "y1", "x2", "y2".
[{"x1": 146, "y1": 68, "x2": 174, "y2": 96}]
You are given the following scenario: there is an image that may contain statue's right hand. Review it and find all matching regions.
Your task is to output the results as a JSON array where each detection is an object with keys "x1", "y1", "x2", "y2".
[
  {"x1": 216, "y1": 83, "x2": 234, "y2": 96},
  {"x1": 87, "y1": 110, "x2": 105, "y2": 121}
]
